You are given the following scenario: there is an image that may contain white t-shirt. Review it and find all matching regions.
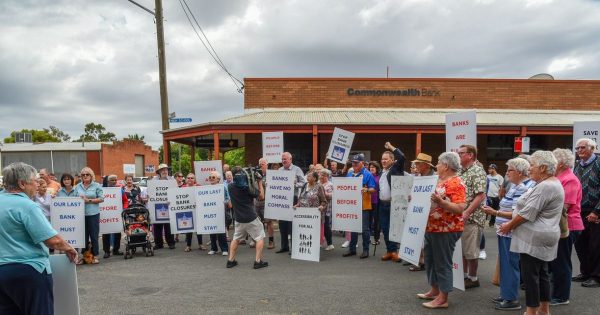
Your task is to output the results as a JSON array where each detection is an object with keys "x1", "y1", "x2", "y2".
[{"x1": 487, "y1": 174, "x2": 504, "y2": 198}]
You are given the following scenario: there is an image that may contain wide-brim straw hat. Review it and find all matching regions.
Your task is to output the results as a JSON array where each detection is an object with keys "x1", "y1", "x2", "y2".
[{"x1": 411, "y1": 153, "x2": 435, "y2": 168}]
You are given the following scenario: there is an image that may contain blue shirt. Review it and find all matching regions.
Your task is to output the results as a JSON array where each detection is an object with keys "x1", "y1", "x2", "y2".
[
  {"x1": 347, "y1": 166, "x2": 376, "y2": 189},
  {"x1": 57, "y1": 187, "x2": 80, "y2": 197},
  {"x1": 0, "y1": 192, "x2": 58, "y2": 273},
  {"x1": 75, "y1": 181, "x2": 104, "y2": 216}
]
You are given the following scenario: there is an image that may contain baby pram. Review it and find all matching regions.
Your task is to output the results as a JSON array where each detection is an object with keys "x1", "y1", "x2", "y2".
[{"x1": 122, "y1": 203, "x2": 154, "y2": 259}]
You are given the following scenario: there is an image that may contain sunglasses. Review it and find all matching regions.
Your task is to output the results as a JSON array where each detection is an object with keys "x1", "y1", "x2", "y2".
[
  {"x1": 187, "y1": 177, "x2": 195, "y2": 180},
  {"x1": 81, "y1": 174, "x2": 91, "y2": 177},
  {"x1": 575, "y1": 146, "x2": 588, "y2": 150},
  {"x1": 208, "y1": 176, "x2": 218, "y2": 180},
  {"x1": 176, "y1": 175, "x2": 184, "y2": 178}
]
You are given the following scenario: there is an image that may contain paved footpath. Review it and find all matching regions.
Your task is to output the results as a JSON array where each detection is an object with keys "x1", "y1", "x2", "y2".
[{"x1": 77, "y1": 228, "x2": 597, "y2": 314}]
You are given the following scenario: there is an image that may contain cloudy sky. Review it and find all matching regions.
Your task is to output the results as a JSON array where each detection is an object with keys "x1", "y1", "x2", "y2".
[{"x1": 1, "y1": 0, "x2": 599, "y2": 149}]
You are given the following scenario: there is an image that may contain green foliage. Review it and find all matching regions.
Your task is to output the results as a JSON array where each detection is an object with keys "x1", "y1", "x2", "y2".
[
  {"x1": 77, "y1": 123, "x2": 116, "y2": 142},
  {"x1": 3, "y1": 128, "x2": 61, "y2": 143},
  {"x1": 126, "y1": 133, "x2": 145, "y2": 143},
  {"x1": 223, "y1": 147, "x2": 245, "y2": 167},
  {"x1": 159, "y1": 144, "x2": 245, "y2": 173},
  {"x1": 45, "y1": 126, "x2": 71, "y2": 142}
]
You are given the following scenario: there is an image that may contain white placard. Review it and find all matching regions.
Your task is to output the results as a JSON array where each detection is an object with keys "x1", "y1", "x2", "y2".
[
  {"x1": 99, "y1": 187, "x2": 123, "y2": 234},
  {"x1": 573, "y1": 121, "x2": 600, "y2": 153},
  {"x1": 195, "y1": 184, "x2": 226, "y2": 234},
  {"x1": 123, "y1": 164, "x2": 136, "y2": 174},
  {"x1": 292, "y1": 207, "x2": 321, "y2": 262},
  {"x1": 262, "y1": 131, "x2": 284, "y2": 163},
  {"x1": 445, "y1": 111, "x2": 477, "y2": 153},
  {"x1": 452, "y1": 239, "x2": 465, "y2": 291},
  {"x1": 264, "y1": 169, "x2": 295, "y2": 221},
  {"x1": 331, "y1": 177, "x2": 363, "y2": 233},
  {"x1": 49, "y1": 254, "x2": 80, "y2": 315},
  {"x1": 50, "y1": 197, "x2": 85, "y2": 248},
  {"x1": 399, "y1": 175, "x2": 438, "y2": 266},
  {"x1": 326, "y1": 127, "x2": 356, "y2": 164},
  {"x1": 167, "y1": 186, "x2": 197, "y2": 233},
  {"x1": 147, "y1": 179, "x2": 177, "y2": 223},
  {"x1": 194, "y1": 160, "x2": 223, "y2": 185},
  {"x1": 390, "y1": 176, "x2": 414, "y2": 243}
]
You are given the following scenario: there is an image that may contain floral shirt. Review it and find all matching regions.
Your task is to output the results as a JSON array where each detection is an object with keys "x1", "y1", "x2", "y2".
[
  {"x1": 459, "y1": 163, "x2": 487, "y2": 227},
  {"x1": 427, "y1": 176, "x2": 466, "y2": 233}
]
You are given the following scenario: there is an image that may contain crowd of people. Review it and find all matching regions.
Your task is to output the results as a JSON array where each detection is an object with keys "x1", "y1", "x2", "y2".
[{"x1": 2, "y1": 137, "x2": 600, "y2": 314}]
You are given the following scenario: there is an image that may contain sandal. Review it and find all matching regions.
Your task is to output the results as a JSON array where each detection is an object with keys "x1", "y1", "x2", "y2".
[
  {"x1": 91, "y1": 257, "x2": 100, "y2": 264},
  {"x1": 409, "y1": 264, "x2": 425, "y2": 271},
  {"x1": 184, "y1": 246, "x2": 191, "y2": 252}
]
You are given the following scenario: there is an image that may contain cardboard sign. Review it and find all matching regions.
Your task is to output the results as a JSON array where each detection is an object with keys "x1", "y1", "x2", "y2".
[
  {"x1": 573, "y1": 121, "x2": 600, "y2": 153},
  {"x1": 389, "y1": 176, "x2": 413, "y2": 243},
  {"x1": 195, "y1": 184, "x2": 226, "y2": 234},
  {"x1": 194, "y1": 160, "x2": 223, "y2": 185},
  {"x1": 262, "y1": 131, "x2": 284, "y2": 163},
  {"x1": 147, "y1": 179, "x2": 177, "y2": 223},
  {"x1": 331, "y1": 177, "x2": 363, "y2": 233},
  {"x1": 445, "y1": 111, "x2": 477, "y2": 153},
  {"x1": 452, "y1": 239, "x2": 465, "y2": 291},
  {"x1": 49, "y1": 254, "x2": 80, "y2": 315},
  {"x1": 292, "y1": 207, "x2": 321, "y2": 262},
  {"x1": 167, "y1": 186, "x2": 197, "y2": 233},
  {"x1": 399, "y1": 175, "x2": 438, "y2": 266},
  {"x1": 264, "y1": 169, "x2": 295, "y2": 221},
  {"x1": 99, "y1": 187, "x2": 123, "y2": 234},
  {"x1": 123, "y1": 164, "x2": 136, "y2": 175},
  {"x1": 50, "y1": 197, "x2": 85, "y2": 248},
  {"x1": 326, "y1": 127, "x2": 355, "y2": 164}
]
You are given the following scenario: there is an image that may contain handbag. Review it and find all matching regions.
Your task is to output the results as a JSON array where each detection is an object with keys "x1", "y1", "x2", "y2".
[{"x1": 559, "y1": 206, "x2": 569, "y2": 238}]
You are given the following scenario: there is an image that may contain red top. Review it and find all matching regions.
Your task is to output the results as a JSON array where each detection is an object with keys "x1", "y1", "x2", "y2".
[{"x1": 426, "y1": 176, "x2": 466, "y2": 233}]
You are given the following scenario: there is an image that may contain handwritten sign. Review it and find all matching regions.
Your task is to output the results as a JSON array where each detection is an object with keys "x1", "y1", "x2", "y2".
[
  {"x1": 445, "y1": 111, "x2": 477, "y2": 153},
  {"x1": 573, "y1": 121, "x2": 600, "y2": 153},
  {"x1": 167, "y1": 186, "x2": 197, "y2": 233},
  {"x1": 390, "y1": 176, "x2": 413, "y2": 243},
  {"x1": 99, "y1": 187, "x2": 123, "y2": 234},
  {"x1": 262, "y1": 131, "x2": 284, "y2": 163},
  {"x1": 147, "y1": 179, "x2": 177, "y2": 223},
  {"x1": 332, "y1": 177, "x2": 362, "y2": 233},
  {"x1": 399, "y1": 175, "x2": 438, "y2": 266},
  {"x1": 292, "y1": 207, "x2": 321, "y2": 262},
  {"x1": 264, "y1": 169, "x2": 295, "y2": 221},
  {"x1": 50, "y1": 197, "x2": 85, "y2": 248},
  {"x1": 195, "y1": 184, "x2": 226, "y2": 234},
  {"x1": 194, "y1": 160, "x2": 223, "y2": 185},
  {"x1": 326, "y1": 127, "x2": 355, "y2": 164}
]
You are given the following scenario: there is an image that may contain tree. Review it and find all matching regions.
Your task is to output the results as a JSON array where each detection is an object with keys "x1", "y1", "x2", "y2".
[
  {"x1": 126, "y1": 133, "x2": 145, "y2": 143},
  {"x1": 3, "y1": 128, "x2": 61, "y2": 143},
  {"x1": 45, "y1": 126, "x2": 71, "y2": 142},
  {"x1": 77, "y1": 123, "x2": 116, "y2": 142}
]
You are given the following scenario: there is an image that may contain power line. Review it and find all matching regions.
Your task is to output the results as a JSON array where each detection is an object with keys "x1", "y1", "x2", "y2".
[{"x1": 177, "y1": 0, "x2": 244, "y2": 93}]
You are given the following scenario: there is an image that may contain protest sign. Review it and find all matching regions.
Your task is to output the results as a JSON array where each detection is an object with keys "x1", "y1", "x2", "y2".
[
  {"x1": 326, "y1": 127, "x2": 355, "y2": 164},
  {"x1": 50, "y1": 197, "x2": 85, "y2": 248},
  {"x1": 123, "y1": 164, "x2": 136, "y2": 174},
  {"x1": 167, "y1": 186, "x2": 197, "y2": 233},
  {"x1": 445, "y1": 111, "x2": 477, "y2": 153},
  {"x1": 264, "y1": 169, "x2": 295, "y2": 221},
  {"x1": 262, "y1": 131, "x2": 284, "y2": 163},
  {"x1": 194, "y1": 160, "x2": 223, "y2": 185},
  {"x1": 147, "y1": 179, "x2": 177, "y2": 223},
  {"x1": 195, "y1": 184, "x2": 226, "y2": 234},
  {"x1": 99, "y1": 187, "x2": 123, "y2": 234},
  {"x1": 452, "y1": 239, "x2": 465, "y2": 291},
  {"x1": 389, "y1": 176, "x2": 413, "y2": 243},
  {"x1": 332, "y1": 177, "x2": 362, "y2": 233},
  {"x1": 573, "y1": 121, "x2": 600, "y2": 153},
  {"x1": 292, "y1": 207, "x2": 321, "y2": 262},
  {"x1": 49, "y1": 254, "x2": 80, "y2": 315},
  {"x1": 399, "y1": 175, "x2": 438, "y2": 266}
]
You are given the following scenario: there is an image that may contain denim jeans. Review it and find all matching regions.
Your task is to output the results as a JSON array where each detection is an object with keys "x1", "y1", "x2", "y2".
[
  {"x1": 83, "y1": 214, "x2": 100, "y2": 256},
  {"x1": 323, "y1": 215, "x2": 333, "y2": 246},
  {"x1": 498, "y1": 235, "x2": 520, "y2": 301},
  {"x1": 210, "y1": 233, "x2": 228, "y2": 252},
  {"x1": 549, "y1": 230, "x2": 581, "y2": 301},
  {"x1": 378, "y1": 201, "x2": 398, "y2": 252},
  {"x1": 350, "y1": 210, "x2": 371, "y2": 252},
  {"x1": 185, "y1": 233, "x2": 203, "y2": 247},
  {"x1": 424, "y1": 232, "x2": 462, "y2": 293}
]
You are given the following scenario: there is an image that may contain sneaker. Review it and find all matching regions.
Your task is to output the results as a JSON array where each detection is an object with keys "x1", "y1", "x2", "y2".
[
  {"x1": 464, "y1": 278, "x2": 480, "y2": 289},
  {"x1": 342, "y1": 251, "x2": 356, "y2": 257},
  {"x1": 572, "y1": 274, "x2": 589, "y2": 282},
  {"x1": 550, "y1": 299, "x2": 570, "y2": 306},
  {"x1": 325, "y1": 245, "x2": 335, "y2": 251},
  {"x1": 479, "y1": 250, "x2": 487, "y2": 260},
  {"x1": 222, "y1": 251, "x2": 228, "y2": 256},
  {"x1": 360, "y1": 251, "x2": 369, "y2": 259},
  {"x1": 494, "y1": 300, "x2": 522, "y2": 310},
  {"x1": 226, "y1": 260, "x2": 238, "y2": 268},
  {"x1": 208, "y1": 250, "x2": 216, "y2": 255},
  {"x1": 491, "y1": 296, "x2": 503, "y2": 304},
  {"x1": 341, "y1": 240, "x2": 350, "y2": 248},
  {"x1": 254, "y1": 260, "x2": 269, "y2": 269}
]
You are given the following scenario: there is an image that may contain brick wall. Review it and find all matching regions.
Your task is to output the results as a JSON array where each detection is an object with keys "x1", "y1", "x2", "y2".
[
  {"x1": 100, "y1": 139, "x2": 159, "y2": 179},
  {"x1": 244, "y1": 78, "x2": 600, "y2": 110}
]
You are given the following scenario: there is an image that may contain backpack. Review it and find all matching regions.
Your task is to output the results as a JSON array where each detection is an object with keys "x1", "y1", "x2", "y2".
[{"x1": 241, "y1": 167, "x2": 260, "y2": 196}]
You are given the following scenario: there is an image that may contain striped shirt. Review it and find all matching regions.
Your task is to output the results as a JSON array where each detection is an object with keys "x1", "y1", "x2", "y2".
[{"x1": 495, "y1": 178, "x2": 535, "y2": 237}]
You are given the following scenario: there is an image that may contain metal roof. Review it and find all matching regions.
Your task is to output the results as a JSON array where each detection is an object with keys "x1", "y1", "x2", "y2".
[{"x1": 0, "y1": 142, "x2": 109, "y2": 152}]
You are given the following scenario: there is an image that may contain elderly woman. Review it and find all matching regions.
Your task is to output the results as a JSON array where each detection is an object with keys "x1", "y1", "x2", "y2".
[
  {"x1": 418, "y1": 152, "x2": 466, "y2": 309},
  {"x1": 34, "y1": 178, "x2": 52, "y2": 221},
  {"x1": 183, "y1": 173, "x2": 206, "y2": 252},
  {"x1": 0, "y1": 163, "x2": 78, "y2": 314},
  {"x1": 152, "y1": 164, "x2": 177, "y2": 250},
  {"x1": 499, "y1": 151, "x2": 564, "y2": 315},
  {"x1": 295, "y1": 171, "x2": 327, "y2": 214},
  {"x1": 549, "y1": 149, "x2": 584, "y2": 305},
  {"x1": 319, "y1": 169, "x2": 334, "y2": 250},
  {"x1": 482, "y1": 158, "x2": 534, "y2": 310},
  {"x1": 207, "y1": 171, "x2": 231, "y2": 256},
  {"x1": 57, "y1": 173, "x2": 79, "y2": 197},
  {"x1": 75, "y1": 166, "x2": 104, "y2": 264}
]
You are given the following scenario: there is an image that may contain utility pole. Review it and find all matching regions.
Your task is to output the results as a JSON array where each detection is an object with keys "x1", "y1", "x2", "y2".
[{"x1": 155, "y1": 0, "x2": 170, "y2": 131}]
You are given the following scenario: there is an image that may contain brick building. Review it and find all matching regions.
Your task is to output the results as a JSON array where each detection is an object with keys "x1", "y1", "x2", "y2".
[{"x1": 161, "y1": 77, "x2": 600, "y2": 172}]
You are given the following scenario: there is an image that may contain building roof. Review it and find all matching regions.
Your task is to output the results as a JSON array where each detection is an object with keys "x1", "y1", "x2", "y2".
[{"x1": 0, "y1": 142, "x2": 109, "y2": 152}]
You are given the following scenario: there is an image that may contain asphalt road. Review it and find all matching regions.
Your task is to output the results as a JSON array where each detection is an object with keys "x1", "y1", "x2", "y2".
[{"x1": 77, "y1": 228, "x2": 598, "y2": 315}]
